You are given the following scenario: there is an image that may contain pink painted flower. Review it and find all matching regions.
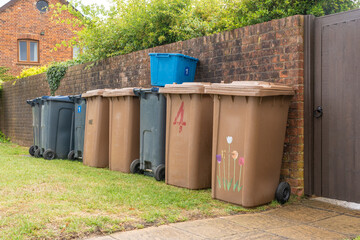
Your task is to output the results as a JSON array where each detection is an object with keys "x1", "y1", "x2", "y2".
[
  {"x1": 216, "y1": 154, "x2": 221, "y2": 163},
  {"x1": 238, "y1": 157, "x2": 244, "y2": 166}
]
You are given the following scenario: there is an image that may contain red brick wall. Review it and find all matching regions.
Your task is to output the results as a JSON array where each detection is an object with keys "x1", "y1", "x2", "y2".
[
  {"x1": 0, "y1": 0, "x2": 80, "y2": 76},
  {"x1": 0, "y1": 15, "x2": 305, "y2": 195}
]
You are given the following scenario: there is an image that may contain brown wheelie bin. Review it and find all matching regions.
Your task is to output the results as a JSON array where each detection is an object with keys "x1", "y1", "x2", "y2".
[
  {"x1": 82, "y1": 89, "x2": 109, "y2": 168},
  {"x1": 205, "y1": 81, "x2": 294, "y2": 207},
  {"x1": 159, "y1": 83, "x2": 213, "y2": 189},
  {"x1": 103, "y1": 88, "x2": 140, "y2": 173}
]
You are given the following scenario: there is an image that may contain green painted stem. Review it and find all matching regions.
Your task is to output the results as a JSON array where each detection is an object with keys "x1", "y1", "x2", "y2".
[
  {"x1": 228, "y1": 144, "x2": 230, "y2": 185},
  {"x1": 233, "y1": 159, "x2": 236, "y2": 188},
  {"x1": 238, "y1": 165, "x2": 243, "y2": 192},
  {"x1": 218, "y1": 163, "x2": 221, "y2": 188}
]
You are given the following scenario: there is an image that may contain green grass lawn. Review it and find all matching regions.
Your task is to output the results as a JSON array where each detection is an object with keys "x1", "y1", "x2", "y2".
[{"x1": 0, "y1": 142, "x2": 281, "y2": 240}]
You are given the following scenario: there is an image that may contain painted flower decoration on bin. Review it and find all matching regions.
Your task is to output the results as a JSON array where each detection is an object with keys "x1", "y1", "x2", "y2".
[
  {"x1": 216, "y1": 154, "x2": 222, "y2": 163},
  {"x1": 226, "y1": 136, "x2": 233, "y2": 144},
  {"x1": 239, "y1": 157, "x2": 244, "y2": 166},
  {"x1": 231, "y1": 151, "x2": 238, "y2": 161}
]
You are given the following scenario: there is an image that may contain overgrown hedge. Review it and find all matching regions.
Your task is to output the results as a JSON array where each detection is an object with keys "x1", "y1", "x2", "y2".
[{"x1": 52, "y1": 0, "x2": 359, "y2": 62}]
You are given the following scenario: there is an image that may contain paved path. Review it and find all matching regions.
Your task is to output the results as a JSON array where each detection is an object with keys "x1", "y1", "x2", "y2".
[{"x1": 86, "y1": 198, "x2": 360, "y2": 240}]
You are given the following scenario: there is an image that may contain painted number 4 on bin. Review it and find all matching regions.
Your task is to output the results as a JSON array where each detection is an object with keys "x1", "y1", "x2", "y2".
[{"x1": 173, "y1": 101, "x2": 186, "y2": 133}]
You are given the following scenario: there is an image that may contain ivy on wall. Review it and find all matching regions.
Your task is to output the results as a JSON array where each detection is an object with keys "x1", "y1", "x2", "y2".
[{"x1": 46, "y1": 63, "x2": 68, "y2": 96}]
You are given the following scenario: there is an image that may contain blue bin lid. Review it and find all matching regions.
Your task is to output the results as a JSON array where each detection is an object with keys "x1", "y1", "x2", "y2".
[
  {"x1": 44, "y1": 95, "x2": 73, "y2": 102},
  {"x1": 149, "y1": 53, "x2": 199, "y2": 62}
]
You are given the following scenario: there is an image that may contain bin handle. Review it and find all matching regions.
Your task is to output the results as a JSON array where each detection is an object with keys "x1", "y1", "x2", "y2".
[
  {"x1": 133, "y1": 88, "x2": 142, "y2": 97},
  {"x1": 155, "y1": 54, "x2": 170, "y2": 58}
]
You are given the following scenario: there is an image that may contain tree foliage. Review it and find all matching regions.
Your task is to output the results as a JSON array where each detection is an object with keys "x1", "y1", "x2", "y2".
[{"x1": 52, "y1": 0, "x2": 359, "y2": 62}]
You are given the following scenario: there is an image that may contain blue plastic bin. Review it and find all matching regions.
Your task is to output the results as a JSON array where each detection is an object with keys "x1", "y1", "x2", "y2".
[{"x1": 149, "y1": 53, "x2": 199, "y2": 86}]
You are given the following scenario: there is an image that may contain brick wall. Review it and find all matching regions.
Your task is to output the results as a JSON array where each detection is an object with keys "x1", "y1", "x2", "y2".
[
  {"x1": 0, "y1": 15, "x2": 305, "y2": 195},
  {"x1": 0, "y1": 0, "x2": 80, "y2": 76}
]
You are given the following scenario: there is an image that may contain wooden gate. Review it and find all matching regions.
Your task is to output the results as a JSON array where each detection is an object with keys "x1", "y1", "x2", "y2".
[{"x1": 305, "y1": 10, "x2": 360, "y2": 203}]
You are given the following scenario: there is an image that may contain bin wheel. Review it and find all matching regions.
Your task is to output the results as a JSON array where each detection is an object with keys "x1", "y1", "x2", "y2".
[
  {"x1": 34, "y1": 148, "x2": 41, "y2": 158},
  {"x1": 130, "y1": 159, "x2": 143, "y2": 174},
  {"x1": 43, "y1": 149, "x2": 56, "y2": 160},
  {"x1": 68, "y1": 150, "x2": 75, "y2": 160},
  {"x1": 275, "y1": 182, "x2": 291, "y2": 204},
  {"x1": 154, "y1": 164, "x2": 165, "y2": 181},
  {"x1": 29, "y1": 145, "x2": 36, "y2": 156}
]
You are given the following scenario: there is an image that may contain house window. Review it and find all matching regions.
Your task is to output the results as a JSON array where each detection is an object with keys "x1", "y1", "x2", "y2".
[
  {"x1": 18, "y1": 40, "x2": 39, "y2": 63},
  {"x1": 73, "y1": 46, "x2": 80, "y2": 59}
]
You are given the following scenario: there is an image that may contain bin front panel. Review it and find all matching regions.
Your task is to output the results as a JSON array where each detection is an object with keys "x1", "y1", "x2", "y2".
[
  {"x1": 43, "y1": 101, "x2": 74, "y2": 159},
  {"x1": 165, "y1": 94, "x2": 213, "y2": 189},
  {"x1": 139, "y1": 93, "x2": 166, "y2": 173},
  {"x1": 212, "y1": 95, "x2": 247, "y2": 205},
  {"x1": 55, "y1": 107, "x2": 73, "y2": 159},
  {"x1": 212, "y1": 95, "x2": 292, "y2": 207},
  {"x1": 109, "y1": 96, "x2": 140, "y2": 172},
  {"x1": 83, "y1": 96, "x2": 109, "y2": 168}
]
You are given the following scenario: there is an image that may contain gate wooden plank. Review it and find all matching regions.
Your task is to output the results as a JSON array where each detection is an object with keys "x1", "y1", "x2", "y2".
[{"x1": 313, "y1": 10, "x2": 360, "y2": 203}]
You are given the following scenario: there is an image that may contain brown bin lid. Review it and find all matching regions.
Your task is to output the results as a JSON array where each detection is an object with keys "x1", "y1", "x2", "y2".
[
  {"x1": 159, "y1": 82, "x2": 211, "y2": 94},
  {"x1": 204, "y1": 81, "x2": 295, "y2": 96},
  {"x1": 102, "y1": 88, "x2": 136, "y2": 97},
  {"x1": 82, "y1": 89, "x2": 107, "y2": 98}
]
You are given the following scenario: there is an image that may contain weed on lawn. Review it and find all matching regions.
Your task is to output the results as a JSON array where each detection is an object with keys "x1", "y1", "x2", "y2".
[{"x1": 0, "y1": 142, "x2": 284, "y2": 239}]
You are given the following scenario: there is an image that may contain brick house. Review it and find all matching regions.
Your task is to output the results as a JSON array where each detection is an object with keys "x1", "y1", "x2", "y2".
[{"x1": 0, "y1": 0, "x2": 80, "y2": 76}]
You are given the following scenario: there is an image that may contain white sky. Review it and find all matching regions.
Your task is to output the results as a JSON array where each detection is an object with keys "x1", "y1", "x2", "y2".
[{"x1": 0, "y1": 0, "x2": 113, "y2": 10}]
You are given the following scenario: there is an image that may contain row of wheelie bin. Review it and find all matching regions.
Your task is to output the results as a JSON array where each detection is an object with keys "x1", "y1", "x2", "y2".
[
  {"x1": 79, "y1": 81, "x2": 294, "y2": 207},
  {"x1": 26, "y1": 95, "x2": 86, "y2": 160},
  {"x1": 26, "y1": 51, "x2": 295, "y2": 207}
]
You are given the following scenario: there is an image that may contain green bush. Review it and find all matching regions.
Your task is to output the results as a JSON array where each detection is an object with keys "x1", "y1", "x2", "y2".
[
  {"x1": 17, "y1": 66, "x2": 48, "y2": 79},
  {"x1": 0, "y1": 131, "x2": 10, "y2": 143},
  {"x1": 0, "y1": 67, "x2": 14, "y2": 81},
  {"x1": 52, "y1": 0, "x2": 359, "y2": 62},
  {"x1": 0, "y1": 67, "x2": 15, "y2": 91}
]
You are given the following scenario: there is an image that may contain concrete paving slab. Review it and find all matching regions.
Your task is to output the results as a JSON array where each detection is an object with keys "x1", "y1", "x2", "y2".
[
  {"x1": 110, "y1": 225, "x2": 204, "y2": 240},
  {"x1": 217, "y1": 231, "x2": 288, "y2": 240},
  {"x1": 311, "y1": 214, "x2": 360, "y2": 237},
  {"x1": 315, "y1": 197, "x2": 360, "y2": 210},
  {"x1": 264, "y1": 204, "x2": 340, "y2": 223},
  {"x1": 266, "y1": 224, "x2": 349, "y2": 240},
  {"x1": 85, "y1": 198, "x2": 360, "y2": 240},
  {"x1": 86, "y1": 237, "x2": 115, "y2": 240},
  {"x1": 302, "y1": 198, "x2": 360, "y2": 217},
  {"x1": 225, "y1": 213, "x2": 296, "y2": 230},
  {"x1": 170, "y1": 217, "x2": 250, "y2": 239}
]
